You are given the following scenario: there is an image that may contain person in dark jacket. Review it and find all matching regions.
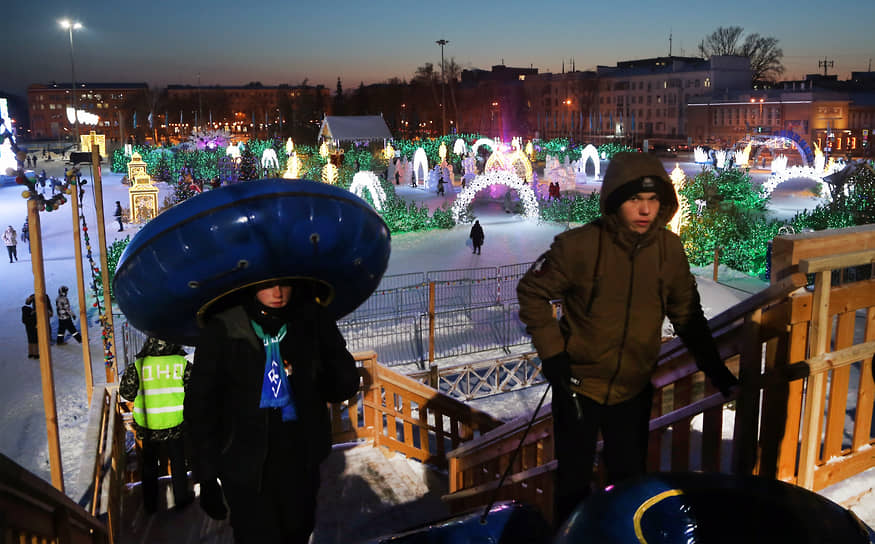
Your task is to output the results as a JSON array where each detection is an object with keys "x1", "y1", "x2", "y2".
[
  {"x1": 469, "y1": 220, "x2": 484, "y2": 255},
  {"x1": 55, "y1": 286, "x2": 82, "y2": 345},
  {"x1": 113, "y1": 201, "x2": 124, "y2": 232},
  {"x1": 185, "y1": 279, "x2": 360, "y2": 543},
  {"x1": 22, "y1": 295, "x2": 38, "y2": 359},
  {"x1": 517, "y1": 152, "x2": 739, "y2": 527},
  {"x1": 119, "y1": 338, "x2": 194, "y2": 513}
]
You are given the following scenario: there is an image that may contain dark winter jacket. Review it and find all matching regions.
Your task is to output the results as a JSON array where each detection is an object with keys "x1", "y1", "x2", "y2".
[
  {"x1": 56, "y1": 294, "x2": 73, "y2": 321},
  {"x1": 184, "y1": 301, "x2": 360, "y2": 490},
  {"x1": 518, "y1": 153, "x2": 732, "y2": 405},
  {"x1": 470, "y1": 223, "x2": 484, "y2": 245},
  {"x1": 22, "y1": 305, "x2": 37, "y2": 343}
]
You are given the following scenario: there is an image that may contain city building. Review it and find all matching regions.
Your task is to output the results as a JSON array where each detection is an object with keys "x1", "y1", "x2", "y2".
[{"x1": 27, "y1": 82, "x2": 148, "y2": 144}]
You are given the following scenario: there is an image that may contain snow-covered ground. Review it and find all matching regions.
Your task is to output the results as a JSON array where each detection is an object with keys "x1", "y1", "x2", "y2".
[{"x1": 2, "y1": 150, "x2": 870, "y2": 527}]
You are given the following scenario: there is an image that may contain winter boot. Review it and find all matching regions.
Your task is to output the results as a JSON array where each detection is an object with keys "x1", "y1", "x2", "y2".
[
  {"x1": 73, "y1": 332, "x2": 82, "y2": 343},
  {"x1": 56, "y1": 335, "x2": 65, "y2": 345}
]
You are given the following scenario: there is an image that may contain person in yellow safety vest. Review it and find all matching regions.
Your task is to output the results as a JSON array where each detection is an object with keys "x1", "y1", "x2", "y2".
[{"x1": 120, "y1": 337, "x2": 195, "y2": 514}]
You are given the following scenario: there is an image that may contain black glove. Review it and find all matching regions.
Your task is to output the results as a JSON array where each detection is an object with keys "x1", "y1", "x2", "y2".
[
  {"x1": 541, "y1": 352, "x2": 572, "y2": 386},
  {"x1": 198, "y1": 479, "x2": 227, "y2": 520},
  {"x1": 709, "y1": 365, "x2": 739, "y2": 398}
]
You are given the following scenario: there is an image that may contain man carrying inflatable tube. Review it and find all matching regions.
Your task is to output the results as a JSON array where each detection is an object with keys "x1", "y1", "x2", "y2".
[
  {"x1": 517, "y1": 152, "x2": 739, "y2": 529},
  {"x1": 185, "y1": 278, "x2": 360, "y2": 543}
]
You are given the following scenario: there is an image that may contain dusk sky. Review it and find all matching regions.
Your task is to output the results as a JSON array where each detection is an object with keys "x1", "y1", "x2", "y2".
[{"x1": 4, "y1": 0, "x2": 874, "y2": 98}]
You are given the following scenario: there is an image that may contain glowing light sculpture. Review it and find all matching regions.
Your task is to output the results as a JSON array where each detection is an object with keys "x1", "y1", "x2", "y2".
[
  {"x1": 283, "y1": 153, "x2": 301, "y2": 179},
  {"x1": 579, "y1": 144, "x2": 601, "y2": 179},
  {"x1": 226, "y1": 143, "x2": 241, "y2": 160},
  {"x1": 771, "y1": 155, "x2": 788, "y2": 174},
  {"x1": 762, "y1": 163, "x2": 840, "y2": 198},
  {"x1": 261, "y1": 148, "x2": 279, "y2": 171},
  {"x1": 350, "y1": 171, "x2": 387, "y2": 211},
  {"x1": 471, "y1": 138, "x2": 496, "y2": 156},
  {"x1": 319, "y1": 141, "x2": 329, "y2": 158},
  {"x1": 813, "y1": 142, "x2": 825, "y2": 173},
  {"x1": 734, "y1": 142, "x2": 752, "y2": 168},
  {"x1": 667, "y1": 163, "x2": 689, "y2": 234},
  {"x1": 439, "y1": 142, "x2": 447, "y2": 162},
  {"x1": 694, "y1": 146, "x2": 709, "y2": 163},
  {"x1": 66, "y1": 106, "x2": 99, "y2": 126},
  {"x1": 525, "y1": 141, "x2": 534, "y2": 159},
  {"x1": 715, "y1": 150, "x2": 727, "y2": 169},
  {"x1": 285, "y1": 137, "x2": 295, "y2": 155},
  {"x1": 322, "y1": 162, "x2": 338, "y2": 184},
  {"x1": 384, "y1": 143, "x2": 395, "y2": 160},
  {"x1": 413, "y1": 147, "x2": 428, "y2": 185},
  {"x1": 453, "y1": 138, "x2": 467, "y2": 155},
  {"x1": 451, "y1": 171, "x2": 539, "y2": 222}
]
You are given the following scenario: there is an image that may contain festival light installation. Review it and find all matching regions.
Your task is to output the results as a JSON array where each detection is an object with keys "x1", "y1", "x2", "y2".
[
  {"x1": 579, "y1": 144, "x2": 601, "y2": 178},
  {"x1": 694, "y1": 146, "x2": 710, "y2": 163},
  {"x1": 349, "y1": 171, "x2": 387, "y2": 211},
  {"x1": 734, "y1": 142, "x2": 752, "y2": 168},
  {"x1": 413, "y1": 147, "x2": 428, "y2": 185},
  {"x1": 226, "y1": 143, "x2": 241, "y2": 160},
  {"x1": 452, "y1": 171, "x2": 539, "y2": 222},
  {"x1": 715, "y1": 150, "x2": 727, "y2": 169},
  {"x1": 261, "y1": 148, "x2": 279, "y2": 171},
  {"x1": 66, "y1": 107, "x2": 99, "y2": 126},
  {"x1": 453, "y1": 138, "x2": 467, "y2": 155},
  {"x1": 285, "y1": 137, "x2": 295, "y2": 155},
  {"x1": 439, "y1": 142, "x2": 447, "y2": 161},
  {"x1": 525, "y1": 141, "x2": 534, "y2": 159},
  {"x1": 383, "y1": 143, "x2": 395, "y2": 160},
  {"x1": 283, "y1": 153, "x2": 301, "y2": 179},
  {"x1": 319, "y1": 141, "x2": 329, "y2": 158},
  {"x1": 667, "y1": 163, "x2": 689, "y2": 234},
  {"x1": 321, "y1": 162, "x2": 338, "y2": 184},
  {"x1": 471, "y1": 138, "x2": 496, "y2": 156}
]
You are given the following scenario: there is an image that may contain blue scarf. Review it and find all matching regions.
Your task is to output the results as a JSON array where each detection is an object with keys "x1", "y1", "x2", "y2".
[{"x1": 251, "y1": 321, "x2": 297, "y2": 421}]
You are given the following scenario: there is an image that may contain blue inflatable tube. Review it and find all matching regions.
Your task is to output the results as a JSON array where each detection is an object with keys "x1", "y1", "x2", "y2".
[
  {"x1": 555, "y1": 472, "x2": 875, "y2": 543},
  {"x1": 113, "y1": 178, "x2": 391, "y2": 346},
  {"x1": 363, "y1": 501, "x2": 551, "y2": 543}
]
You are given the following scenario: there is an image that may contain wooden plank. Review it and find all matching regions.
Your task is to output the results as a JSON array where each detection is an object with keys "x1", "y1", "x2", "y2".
[
  {"x1": 799, "y1": 249, "x2": 875, "y2": 275},
  {"x1": 734, "y1": 310, "x2": 762, "y2": 475},
  {"x1": 701, "y1": 380, "x2": 724, "y2": 473},
  {"x1": 823, "y1": 312, "x2": 856, "y2": 460},
  {"x1": 789, "y1": 280, "x2": 875, "y2": 325},
  {"x1": 757, "y1": 335, "x2": 788, "y2": 479},
  {"x1": 671, "y1": 375, "x2": 692, "y2": 472},
  {"x1": 770, "y1": 224, "x2": 875, "y2": 284},
  {"x1": 852, "y1": 307, "x2": 875, "y2": 451},
  {"x1": 813, "y1": 447, "x2": 875, "y2": 492},
  {"x1": 797, "y1": 270, "x2": 831, "y2": 489},
  {"x1": 805, "y1": 340, "x2": 875, "y2": 375}
]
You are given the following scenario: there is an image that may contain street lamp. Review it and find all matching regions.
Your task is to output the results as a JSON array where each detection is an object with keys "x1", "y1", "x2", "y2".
[
  {"x1": 59, "y1": 19, "x2": 82, "y2": 148},
  {"x1": 436, "y1": 39, "x2": 449, "y2": 136}
]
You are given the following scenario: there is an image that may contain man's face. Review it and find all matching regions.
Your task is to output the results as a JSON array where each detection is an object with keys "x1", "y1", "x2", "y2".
[
  {"x1": 256, "y1": 284, "x2": 292, "y2": 308},
  {"x1": 618, "y1": 192, "x2": 660, "y2": 234}
]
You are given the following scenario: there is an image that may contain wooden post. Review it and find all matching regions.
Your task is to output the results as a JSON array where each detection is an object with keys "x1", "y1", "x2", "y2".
[
  {"x1": 28, "y1": 198, "x2": 65, "y2": 492},
  {"x1": 713, "y1": 246, "x2": 720, "y2": 282},
  {"x1": 733, "y1": 309, "x2": 762, "y2": 475},
  {"x1": 797, "y1": 269, "x2": 831, "y2": 489},
  {"x1": 428, "y1": 281, "x2": 436, "y2": 363},
  {"x1": 69, "y1": 180, "x2": 93, "y2": 404},
  {"x1": 429, "y1": 364, "x2": 439, "y2": 389},
  {"x1": 89, "y1": 132, "x2": 117, "y2": 382}
]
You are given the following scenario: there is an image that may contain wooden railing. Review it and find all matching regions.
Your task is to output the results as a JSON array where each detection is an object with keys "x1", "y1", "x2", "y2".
[
  {"x1": 330, "y1": 351, "x2": 504, "y2": 466},
  {"x1": 0, "y1": 450, "x2": 109, "y2": 543},
  {"x1": 443, "y1": 224, "x2": 875, "y2": 525},
  {"x1": 406, "y1": 352, "x2": 544, "y2": 401}
]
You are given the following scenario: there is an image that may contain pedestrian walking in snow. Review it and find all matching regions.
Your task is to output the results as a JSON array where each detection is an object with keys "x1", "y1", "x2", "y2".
[
  {"x1": 114, "y1": 201, "x2": 124, "y2": 232},
  {"x1": 119, "y1": 337, "x2": 194, "y2": 514},
  {"x1": 54, "y1": 286, "x2": 82, "y2": 345},
  {"x1": 21, "y1": 219, "x2": 29, "y2": 253},
  {"x1": 3, "y1": 225, "x2": 18, "y2": 263},
  {"x1": 22, "y1": 295, "x2": 38, "y2": 359},
  {"x1": 469, "y1": 220, "x2": 484, "y2": 255},
  {"x1": 437, "y1": 175, "x2": 445, "y2": 196},
  {"x1": 517, "y1": 152, "x2": 739, "y2": 528}
]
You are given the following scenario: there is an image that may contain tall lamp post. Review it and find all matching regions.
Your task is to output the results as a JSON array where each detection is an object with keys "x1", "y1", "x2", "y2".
[
  {"x1": 436, "y1": 39, "x2": 449, "y2": 137},
  {"x1": 59, "y1": 19, "x2": 82, "y2": 148}
]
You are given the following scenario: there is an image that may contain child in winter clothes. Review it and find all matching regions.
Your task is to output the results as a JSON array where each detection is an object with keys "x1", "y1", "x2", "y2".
[{"x1": 55, "y1": 286, "x2": 82, "y2": 345}]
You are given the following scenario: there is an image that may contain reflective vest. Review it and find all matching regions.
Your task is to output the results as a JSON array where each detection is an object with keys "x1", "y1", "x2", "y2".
[{"x1": 133, "y1": 354, "x2": 187, "y2": 430}]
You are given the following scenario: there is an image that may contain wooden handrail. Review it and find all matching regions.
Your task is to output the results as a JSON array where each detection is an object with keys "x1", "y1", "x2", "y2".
[{"x1": 799, "y1": 249, "x2": 875, "y2": 274}]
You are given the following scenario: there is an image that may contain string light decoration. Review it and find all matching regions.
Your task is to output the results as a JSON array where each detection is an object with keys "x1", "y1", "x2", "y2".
[
  {"x1": 579, "y1": 144, "x2": 601, "y2": 179},
  {"x1": 762, "y1": 164, "x2": 839, "y2": 198},
  {"x1": 321, "y1": 162, "x2": 338, "y2": 184},
  {"x1": 226, "y1": 142, "x2": 241, "y2": 160},
  {"x1": 453, "y1": 138, "x2": 467, "y2": 156},
  {"x1": 74, "y1": 170, "x2": 116, "y2": 369},
  {"x1": 319, "y1": 141, "x2": 329, "y2": 158},
  {"x1": 261, "y1": 148, "x2": 279, "y2": 171},
  {"x1": 285, "y1": 137, "x2": 295, "y2": 155},
  {"x1": 484, "y1": 148, "x2": 533, "y2": 183},
  {"x1": 2, "y1": 115, "x2": 72, "y2": 212},
  {"x1": 525, "y1": 141, "x2": 534, "y2": 159},
  {"x1": 452, "y1": 171, "x2": 539, "y2": 222},
  {"x1": 413, "y1": 147, "x2": 428, "y2": 185},
  {"x1": 283, "y1": 152, "x2": 301, "y2": 179},
  {"x1": 471, "y1": 138, "x2": 496, "y2": 157},
  {"x1": 438, "y1": 142, "x2": 447, "y2": 162},
  {"x1": 667, "y1": 163, "x2": 689, "y2": 234},
  {"x1": 383, "y1": 143, "x2": 395, "y2": 160},
  {"x1": 349, "y1": 171, "x2": 387, "y2": 211},
  {"x1": 734, "y1": 142, "x2": 752, "y2": 168},
  {"x1": 694, "y1": 146, "x2": 710, "y2": 163}
]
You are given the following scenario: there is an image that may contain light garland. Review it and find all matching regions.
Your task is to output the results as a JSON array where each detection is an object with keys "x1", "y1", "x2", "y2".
[
  {"x1": 451, "y1": 171, "x2": 540, "y2": 222},
  {"x1": 349, "y1": 171, "x2": 387, "y2": 211},
  {"x1": 413, "y1": 147, "x2": 428, "y2": 184},
  {"x1": 762, "y1": 164, "x2": 840, "y2": 198}
]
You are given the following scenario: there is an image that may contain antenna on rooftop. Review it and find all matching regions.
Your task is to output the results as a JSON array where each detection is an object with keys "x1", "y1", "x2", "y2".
[
  {"x1": 818, "y1": 57, "x2": 834, "y2": 77},
  {"x1": 669, "y1": 29, "x2": 673, "y2": 57}
]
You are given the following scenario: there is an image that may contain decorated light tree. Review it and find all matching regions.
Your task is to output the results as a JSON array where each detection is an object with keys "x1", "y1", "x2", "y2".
[{"x1": 238, "y1": 145, "x2": 260, "y2": 181}]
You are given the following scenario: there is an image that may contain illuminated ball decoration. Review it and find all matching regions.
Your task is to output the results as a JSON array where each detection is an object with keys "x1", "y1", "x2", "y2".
[
  {"x1": 349, "y1": 171, "x2": 387, "y2": 211},
  {"x1": 452, "y1": 171, "x2": 540, "y2": 222}
]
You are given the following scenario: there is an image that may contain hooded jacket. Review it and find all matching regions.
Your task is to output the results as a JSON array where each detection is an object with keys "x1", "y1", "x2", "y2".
[
  {"x1": 518, "y1": 153, "x2": 728, "y2": 405},
  {"x1": 184, "y1": 298, "x2": 359, "y2": 489}
]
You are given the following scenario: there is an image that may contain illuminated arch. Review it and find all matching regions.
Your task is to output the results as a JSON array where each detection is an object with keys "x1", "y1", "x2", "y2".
[
  {"x1": 762, "y1": 164, "x2": 840, "y2": 198},
  {"x1": 413, "y1": 147, "x2": 428, "y2": 184},
  {"x1": 350, "y1": 171, "x2": 387, "y2": 211},
  {"x1": 580, "y1": 144, "x2": 600, "y2": 178},
  {"x1": 484, "y1": 148, "x2": 533, "y2": 182},
  {"x1": 471, "y1": 138, "x2": 496, "y2": 156},
  {"x1": 452, "y1": 171, "x2": 539, "y2": 222}
]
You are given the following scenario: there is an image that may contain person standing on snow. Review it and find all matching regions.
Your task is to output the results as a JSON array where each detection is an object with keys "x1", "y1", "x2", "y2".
[
  {"x1": 55, "y1": 286, "x2": 82, "y2": 345},
  {"x1": 22, "y1": 295, "x2": 39, "y2": 359},
  {"x1": 114, "y1": 201, "x2": 124, "y2": 232},
  {"x1": 3, "y1": 225, "x2": 18, "y2": 263},
  {"x1": 119, "y1": 337, "x2": 194, "y2": 514},
  {"x1": 517, "y1": 152, "x2": 739, "y2": 527},
  {"x1": 185, "y1": 279, "x2": 360, "y2": 543},
  {"x1": 469, "y1": 220, "x2": 484, "y2": 255}
]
